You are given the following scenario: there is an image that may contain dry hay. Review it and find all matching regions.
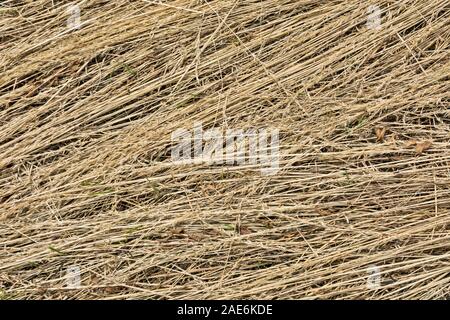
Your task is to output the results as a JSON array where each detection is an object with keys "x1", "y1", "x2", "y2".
[{"x1": 0, "y1": 0, "x2": 449, "y2": 299}]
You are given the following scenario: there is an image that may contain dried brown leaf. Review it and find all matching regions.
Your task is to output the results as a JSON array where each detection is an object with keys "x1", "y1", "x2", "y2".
[
  {"x1": 239, "y1": 226, "x2": 253, "y2": 235},
  {"x1": 170, "y1": 227, "x2": 184, "y2": 235},
  {"x1": 415, "y1": 141, "x2": 432, "y2": 154},
  {"x1": 375, "y1": 127, "x2": 386, "y2": 142},
  {"x1": 405, "y1": 140, "x2": 418, "y2": 147}
]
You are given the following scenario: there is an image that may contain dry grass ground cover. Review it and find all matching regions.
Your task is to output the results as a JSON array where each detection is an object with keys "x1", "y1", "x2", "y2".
[{"x1": 0, "y1": 0, "x2": 449, "y2": 299}]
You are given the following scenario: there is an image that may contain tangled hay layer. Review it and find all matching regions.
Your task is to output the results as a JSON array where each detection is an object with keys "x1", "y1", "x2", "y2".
[{"x1": 0, "y1": 0, "x2": 449, "y2": 299}]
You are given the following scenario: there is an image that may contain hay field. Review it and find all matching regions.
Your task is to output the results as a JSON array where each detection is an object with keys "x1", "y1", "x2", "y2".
[{"x1": 0, "y1": 0, "x2": 449, "y2": 299}]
